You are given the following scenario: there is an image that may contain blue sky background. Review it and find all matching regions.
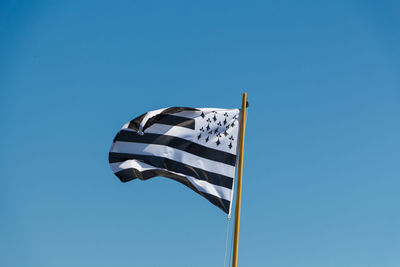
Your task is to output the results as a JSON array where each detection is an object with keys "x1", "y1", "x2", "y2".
[{"x1": 1, "y1": 1, "x2": 399, "y2": 266}]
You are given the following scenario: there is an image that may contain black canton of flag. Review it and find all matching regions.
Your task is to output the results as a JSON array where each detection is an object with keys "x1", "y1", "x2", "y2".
[{"x1": 109, "y1": 107, "x2": 240, "y2": 214}]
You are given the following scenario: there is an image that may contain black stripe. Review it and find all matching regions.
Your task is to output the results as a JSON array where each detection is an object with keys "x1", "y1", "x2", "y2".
[
  {"x1": 109, "y1": 152, "x2": 233, "y2": 189},
  {"x1": 115, "y1": 130, "x2": 237, "y2": 166},
  {"x1": 144, "y1": 115, "x2": 195, "y2": 130},
  {"x1": 113, "y1": 168, "x2": 139, "y2": 182},
  {"x1": 127, "y1": 107, "x2": 198, "y2": 132},
  {"x1": 128, "y1": 113, "x2": 146, "y2": 131},
  {"x1": 113, "y1": 167, "x2": 230, "y2": 213},
  {"x1": 200, "y1": 191, "x2": 231, "y2": 214},
  {"x1": 158, "y1": 107, "x2": 199, "y2": 114}
]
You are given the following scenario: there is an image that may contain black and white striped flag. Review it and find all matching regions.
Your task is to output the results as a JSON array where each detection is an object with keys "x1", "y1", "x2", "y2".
[{"x1": 109, "y1": 107, "x2": 241, "y2": 214}]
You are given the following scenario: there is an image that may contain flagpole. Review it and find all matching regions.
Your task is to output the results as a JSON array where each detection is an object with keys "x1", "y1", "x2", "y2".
[{"x1": 232, "y1": 92, "x2": 247, "y2": 267}]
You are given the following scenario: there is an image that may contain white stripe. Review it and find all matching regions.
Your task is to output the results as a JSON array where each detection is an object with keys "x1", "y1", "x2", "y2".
[
  {"x1": 110, "y1": 159, "x2": 159, "y2": 173},
  {"x1": 173, "y1": 108, "x2": 240, "y2": 119},
  {"x1": 121, "y1": 122, "x2": 130, "y2": 130},
  {"x1": 143, "y1": 123, "x2": 239, "y2": 154},
  {"x1": 138, "y1": 107, "x2": 168, "y2": 134},
  {"x1": 110, "y1": 141, "x2": 236, "y2": 178},
  {"x1": 110, "y1": 160, "x2": 232, "y2": 201},
  {"x1": 186, "y1": 175, "x2": 232, "y2": 201}
]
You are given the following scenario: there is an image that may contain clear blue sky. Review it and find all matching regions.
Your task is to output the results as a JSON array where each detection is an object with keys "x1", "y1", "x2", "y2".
[{"x1": 1, "y1": 1, "x2": 399, "y2": 266}]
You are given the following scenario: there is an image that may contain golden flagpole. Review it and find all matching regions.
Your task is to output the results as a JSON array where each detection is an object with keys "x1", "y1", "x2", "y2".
[{"x1": 232, "y1": 92, "x2": 248, "y2": 267}]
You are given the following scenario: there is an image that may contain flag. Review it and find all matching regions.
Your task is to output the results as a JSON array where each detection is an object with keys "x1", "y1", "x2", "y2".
[{"x1": 109, "y1": 107, "x2": 241, "y2": 214}]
